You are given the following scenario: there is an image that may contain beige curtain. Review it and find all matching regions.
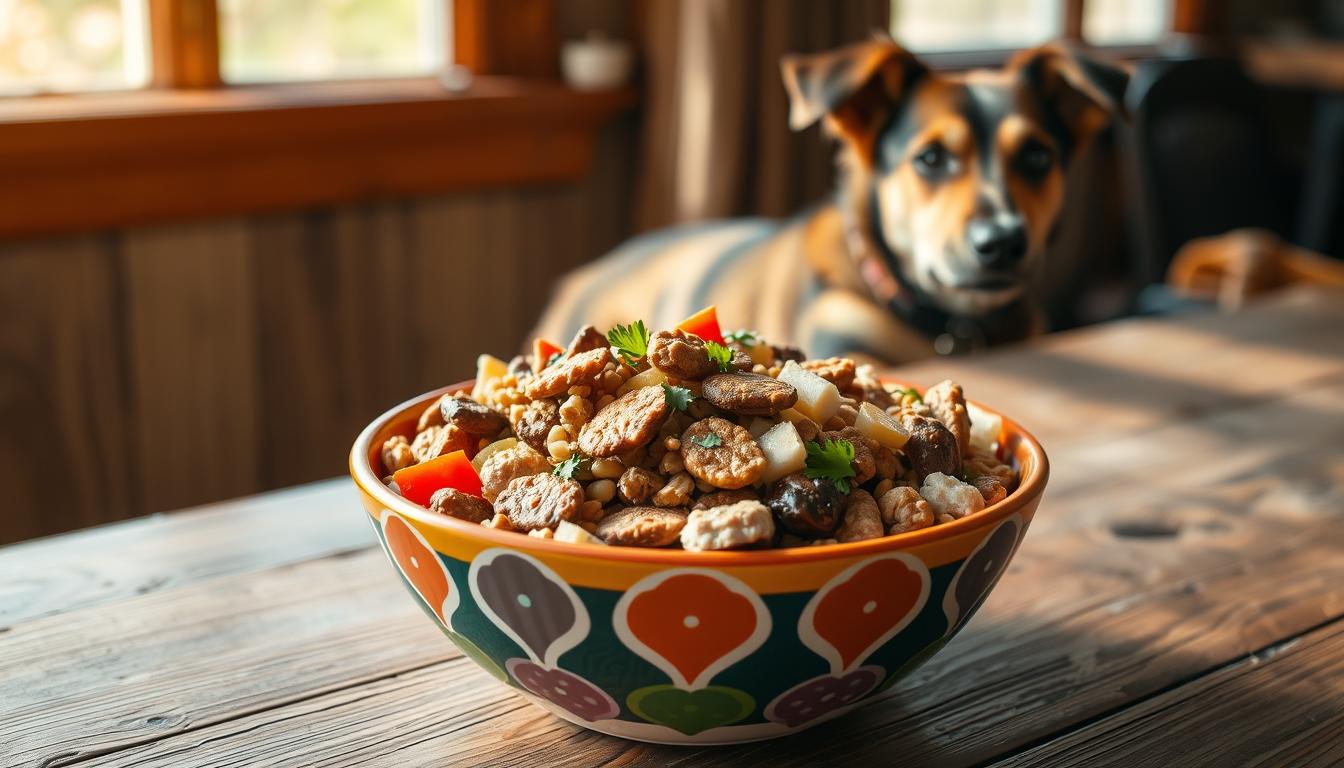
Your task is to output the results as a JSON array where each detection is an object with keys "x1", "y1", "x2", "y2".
[{"x1": 635, "y1": 0, "x2": 890, "y2": 230}]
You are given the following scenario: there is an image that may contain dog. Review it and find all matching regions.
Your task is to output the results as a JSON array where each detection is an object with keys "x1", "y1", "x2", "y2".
[{"x1": 533, "y1": 38, "x2": 1121, "y2": 364}]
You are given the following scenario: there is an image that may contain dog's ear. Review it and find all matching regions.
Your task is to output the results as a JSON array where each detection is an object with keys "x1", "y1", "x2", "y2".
[
  {"x1": 1010, "y1": 44, "x2": 1119, "y2": 158},
  {"x1": 780, "y1": 39, "x2": 927, "y2": 153}
]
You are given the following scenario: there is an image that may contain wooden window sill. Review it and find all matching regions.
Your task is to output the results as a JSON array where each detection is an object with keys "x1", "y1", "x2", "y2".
[{"x1": 0, "y1": 78, "x2": 639, "y2": 238}]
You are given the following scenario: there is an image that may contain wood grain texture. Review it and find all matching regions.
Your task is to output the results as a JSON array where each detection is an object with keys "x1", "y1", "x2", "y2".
[{"x1": 3, "y1": 298, "x2": 1340, "y2": 766}]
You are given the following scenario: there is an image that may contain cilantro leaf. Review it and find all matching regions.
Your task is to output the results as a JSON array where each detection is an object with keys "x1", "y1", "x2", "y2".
[
  {"x1": 553, "y1": 454, "x2": 583, "y2": 480},
  {"x1": 662, "y1": 383, "x2": 695, "y2": 412},
  {"x1": 895, "y1": 386, "x2": 922, "y2": 403},
  {"x1": 606, "y1": 320, "x2": 650, "y2": 367},
  {"x1": 804, "y1": 438, "x2": 857, "y2": 493},
  {"x1": 723, "y1": 328, "x2": 759, "y2": 346},
  {"x1": 704, "y1": 341, "x2": 734, "y2": 372},
  {"x1": 691, "y1": 433, "x2": 722, "y2": 449}
]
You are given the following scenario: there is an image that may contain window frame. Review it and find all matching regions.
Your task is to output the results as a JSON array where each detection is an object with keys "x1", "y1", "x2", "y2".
[{"x1": 0, "y1": 0, "x2": 636, "y2": 239}]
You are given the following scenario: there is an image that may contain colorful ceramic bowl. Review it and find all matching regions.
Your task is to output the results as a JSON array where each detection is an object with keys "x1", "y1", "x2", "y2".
[{"x1": 350, "y1": 381, "x2": 1048, "y2": 745}]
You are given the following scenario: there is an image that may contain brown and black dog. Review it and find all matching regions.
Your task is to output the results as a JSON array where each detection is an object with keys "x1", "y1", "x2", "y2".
[{"x1": 533, "y1": 38, "x2": 1121, "y2": 364}]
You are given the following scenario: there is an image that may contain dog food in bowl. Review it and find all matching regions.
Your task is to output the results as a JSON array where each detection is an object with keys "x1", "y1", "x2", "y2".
[{"x1": 378, "y1": 306, "x2": 1018, "y2": 550}]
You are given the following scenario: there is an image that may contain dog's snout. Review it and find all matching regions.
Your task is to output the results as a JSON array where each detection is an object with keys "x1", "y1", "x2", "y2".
[{"x1": 967, "y1": 218, "x2": 1027, "y2": 269}]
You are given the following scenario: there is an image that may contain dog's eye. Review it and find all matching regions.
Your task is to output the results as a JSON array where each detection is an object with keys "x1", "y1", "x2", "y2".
[
  {"x1": 1015, "y1": 141, "x2": 1054, "y2": 181},
  {"x1": 912, "y1": 143, "x2": 953, "y2": 180}
]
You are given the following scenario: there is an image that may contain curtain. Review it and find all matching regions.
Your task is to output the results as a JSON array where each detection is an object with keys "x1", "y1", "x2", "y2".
[{"x1": 635, "y1": 0, "x2": 890, "y2": 230}]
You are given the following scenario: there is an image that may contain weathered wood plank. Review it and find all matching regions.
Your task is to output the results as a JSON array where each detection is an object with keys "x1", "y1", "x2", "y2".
[
  {"x1": 7, "y1": 377, "x2": 1339, "y2": 767},
  {"x1": 122, "y1": 221, "x2": 262, "y2": 512},
  {"x1": 0, "y1": 548, "x2": 450, "y2": 768},
  {"x1": 0, "y1": 480, "x2": 365, "y2": 628},
  {"x1": 990, "y1": 618, "x2": 1344, "y2": 768},
  {"x1": 0, "y1": 236, "x2": 137, "y2": 544}
]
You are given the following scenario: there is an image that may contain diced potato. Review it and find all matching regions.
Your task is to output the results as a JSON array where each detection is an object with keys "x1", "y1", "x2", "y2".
[
  {"x1": 856, "y1": 402, "x2": 910, "y2": 450},
  {"x1": 967, "y1": 402, "x2": 1002, "y2": 452},
  {"x1": 471, "y1": 437, "x2": 518, "y2": 472},
  {"x1": 758, "y1": 421, "x2": 807, "y2": 484},
  {"x1": 777, "y1": 360, "x2": 840, "y2": 423},
  {"x1": 618, "y1": 366, "x2": 667, "y2": 394},
  {"x1": 747, "y1": 417, "x2": 774, "y2": 438},
  {"x1": 747, "y1": 341, "x2": 774, "y2": 367},
  {"x1": 555, "y1": 520, "x2": 606, "y2": 545},
  {"x1": 473, "y1": 354, "x2": 508, "y2": 404}
]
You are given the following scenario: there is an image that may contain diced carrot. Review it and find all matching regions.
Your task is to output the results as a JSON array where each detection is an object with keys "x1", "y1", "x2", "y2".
[
  {"x1": 675, "y1": 305, "x2": 726, "y2": 345},
  {"x1": 532, "y1": 338, "x2": 565, "y2": 373},
  {"x1": 393, "y1": 450, "x2": 484, "y2": 507}
]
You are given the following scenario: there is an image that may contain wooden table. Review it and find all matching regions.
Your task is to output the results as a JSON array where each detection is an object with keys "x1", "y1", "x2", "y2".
[{"x1": 4, "y1": 288, "x2": 1342, "y2": 767}]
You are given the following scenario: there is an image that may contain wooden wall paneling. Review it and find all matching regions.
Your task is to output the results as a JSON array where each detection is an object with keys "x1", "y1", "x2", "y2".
[
  {"x1": 0, "y1": 237, "x2": 136, "y2": 544},
  {"x1": 122, "y1": 221, "x2": 261, "y2": 513}
]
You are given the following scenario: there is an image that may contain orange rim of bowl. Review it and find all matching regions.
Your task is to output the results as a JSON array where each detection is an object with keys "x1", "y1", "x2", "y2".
[{"x1": 350, "y1": 379, "x2": 1049, "y2": 566}]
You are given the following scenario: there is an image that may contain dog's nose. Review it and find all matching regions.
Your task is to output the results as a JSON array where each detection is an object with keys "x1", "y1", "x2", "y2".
[{"x1": 967, "y1": 219, "x2": 1027, "y2": 269}]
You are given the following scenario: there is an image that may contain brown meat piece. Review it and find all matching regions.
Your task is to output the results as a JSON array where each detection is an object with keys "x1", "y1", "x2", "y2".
[
  {"x1": 681, "y1": 417, "x2": 766, "y2": 489},
  {"x1": 773, "y1": 345, "x2": 806, "y2": 363},
  {"x1": 479, "y1": 444, "x2": 553, "y2": 501},
  {"x1": 416, "y1": 400, "x2": 445, "y2": 431},
  {"x1": 617, "y1": 466, "x2": 665, "y2": 505},
  {"x1": 494, "y1": 473, "x2": 584, "y2": 531},
  {"x1": 440, "y1": 394, "x2": 508, "y2": 436},
  {"x1": 577, "y1": 385, "x2": 669, "y2": 457},
  {"x1": 596, "y1": 506, "x2": 688, "y2": 547},
  {"x1": 648, "y1": 329, "x2": 718, "y2": 381},
  {"x1": 823, "y1": 427, "x2": 877, "y2": 485},
  {"x1": 701, "y1": 372, "x2": 798, "y2": 415},
  {"x1": 507, "y1": 355, "x2": 533, "y2": 380},
  {"x1": 898, "y1": 412, "x2": 960, "y2": 481},
  {"x1": 879, "y1": 486, "x2": 935, "y2": 533},
  {"x1": 923, "y1": 379, "x2": 972, "y2": 457},
  {"x1": 381, "y1": 435, "x2": 415, "y2": 474},
  {"x1": 428, "y1": 487, "x2": 494, "y2": 523},
  {"x1": 852, "y1": 376, "x2": 897, "y2": 410},
  {"x1": 566, "y1": 325, "x2": 609, "y2": 357},
  {"x1": 514, "y1": 398, "x2": 560, "y2": 454},
  {"x1": 972, "y1": 475, "x2": 1008, "y2": 506},
  {"x1": 802, "y1": 357, "x2": 857, "y2": 390},
  {"x1": 692, "y1": 488, "x2": 759, "y2": 511},
  {"x1": 524, "y1": 347, "x2": 611, "y2": 399},
  {"x1": 836, "y1": 490, "x2": 884, "y2": 542},
  {"x1": 410, "y1": 424, "x2": 474, "y2": 464}
]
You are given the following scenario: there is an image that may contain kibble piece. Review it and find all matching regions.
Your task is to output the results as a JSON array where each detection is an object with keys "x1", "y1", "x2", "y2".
[
  {"x1": 899, "y1": 412, "x2": 961, "y2": 481},
  {"x1": 524, "y1": 347, "x2": 611, "y2": 399},
  {"x1": 701, "y1": 372, "x2": 798, "y2": 415},
  {"x1": 647, "y1": 329, "x2": 718, "y2": 380},
  {"x1": 428, "y1": 487, "x2": 494, "y2": 523},
  {"x1": 681, "y1": 417, "x2": 766, "y2": 489},
  {"x1": 479, "y1": 444, "x2": 552, "y2": 501},
  {"x1": 577, "y1": 385, "x2": 670, "y2": 457},
  {"x1": 596, "y1": 506, "x2": 688, "y2": 547},
  {"x1": 566, "y1": 325, "x2": 609, "y2": 357},
  {"x1": 692, "y1": 488, "x2": 759, "y2": 511},
  {"x1": 440, "y1": 394, "x2": 509, "y2": 436},
  {"x1": 879, "y1": 486, "x2": 935, "y2": 533},
  {"x1": 514, "y1": 398, "x2": 561, "y2": 454},
  {"x1": 680, "y1": 500, "x2": 775, "y2": 551},
  {"x1": 494, "y1": 473, "x2": 585, "y2": 531},
  {"x1": 923, "y1": 380, "x2": 972, "y2": 457},
  {"x1": 972, "y1": 475, "x2": 1008, "y2": 506},
  {"x1": 965, "y1": 449, "x2": 1018, "y2": 493},
  {"x1": 835, "y1": 490, "x2": 884, "y2": 542},
  {"x1": 617, "y1": 466, "x2": 665, "y2": 504},
  {"x1": 381, "y1": 435, "x2": 416, "y2": 474},
  {"x1": 653, "y1": 471, "x2": 694, "y2": 507},
  {"x1": 919, "y1": 472, "x2": 986, "y2": 519},
  {"x1": 801, "y1": 357, "x2": 857, "y2": 390},
  {"x1": 411, "y1": 424, "x2": 474, "y2": 463}
]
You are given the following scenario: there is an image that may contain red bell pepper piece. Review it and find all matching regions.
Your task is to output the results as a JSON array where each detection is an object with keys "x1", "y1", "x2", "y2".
[
  {"x1": 393, "y1": 450, "x2": 484, "y2": 507},
  {"x1": 532, "y1": 338, "x2": 565, "y2": 373},
  {"x1": 675, "y1": 305, "x2": 726, "y2": 346}
]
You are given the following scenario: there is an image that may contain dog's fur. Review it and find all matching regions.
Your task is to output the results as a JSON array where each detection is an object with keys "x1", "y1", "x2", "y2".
[{"x1": 533, "y1": 39, "x2": 1120, "y2": 363}]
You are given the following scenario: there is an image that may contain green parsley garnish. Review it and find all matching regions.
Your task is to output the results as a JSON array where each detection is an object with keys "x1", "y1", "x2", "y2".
[
  {"x1": 691, "y1": 433, "x2": 722, "y2": 449},
  {"x1": 662, "y1": 383, "x2": 695, "y2": 412},
  {"x1": 704, "y1": 341, "x2": 734, "y2": 372},
  {"x1": 804, "y1": 438, "x2": 857, "y2": 493},
  {"x1": 723, "y1": 328, "x2": 759, "y2": 346},
  {"x1": 895, "y1": 386, "x2": 922, "y2": 403},
  {"x1": 553, "y1": 454, "x2": 584, "y2": 480},
  {"x1": 606, "y1": 320, "x2": 650, "y2": 367}
]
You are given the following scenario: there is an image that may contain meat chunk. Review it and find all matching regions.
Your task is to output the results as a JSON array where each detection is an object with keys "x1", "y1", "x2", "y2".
[
  {"x1": 681, "y1": 417, "x2": 767, "y2": 489},
  {"x1": 648, "y1": 329, "x2": 718, "y2": 380},
  {"x1": 513, "y1": 398, "x2": 560, "y2": 454},
  {"x1": 577, "y1": 385, "x2": 670, "y2": 457},
  {"x1": 680, "y1": 500, "x2": 775, "y2": 551},
  {"x1": 701, "y1": 372, "x2": 798, "y2": 415},
  {"x1": 428, "y1": 487, "x2": 494, "y2": 523},
  {"x1": 898, "y1": 412, "x2": 960, "y2": 481},
  {"x1": 923, "y1": 379, "x2": 972, "y2": 457},
  {"x1": 494, "y1": 473, "x2": 584, "y2": 531},
  {"x1": 524, "y1": 348, "x2": 611, "y2": 399},
  {"x1": 596, "y1": 506, "x2": 688, "y2": 547},
  {"x1": 479, "y1": 444, "x2": 552, "y2": 501},
  {"x1": 440, "y1": 394, "x2": 508, "y2": 436}
]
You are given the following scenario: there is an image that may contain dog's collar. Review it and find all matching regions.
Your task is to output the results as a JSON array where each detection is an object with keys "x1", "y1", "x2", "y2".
[{"x1": 842, "y1": 192, "x2": 1037, "y2": 355}]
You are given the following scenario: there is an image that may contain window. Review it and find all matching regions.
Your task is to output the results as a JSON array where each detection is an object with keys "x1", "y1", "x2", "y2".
[
  {"x1": 0, "y1": 0, "x2": 149, "y2": 95},
  {"x1": 891, "y1": 0, "x2": 1172, "y2": 52},
  {"x1": 218, "y1": 0, "x2": 447, "y2": 83}
]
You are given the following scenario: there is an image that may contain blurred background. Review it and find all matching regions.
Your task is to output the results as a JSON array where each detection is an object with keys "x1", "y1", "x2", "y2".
[{"x1": 2, "y1": 0, "x2": 1342, "y2": 543}]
